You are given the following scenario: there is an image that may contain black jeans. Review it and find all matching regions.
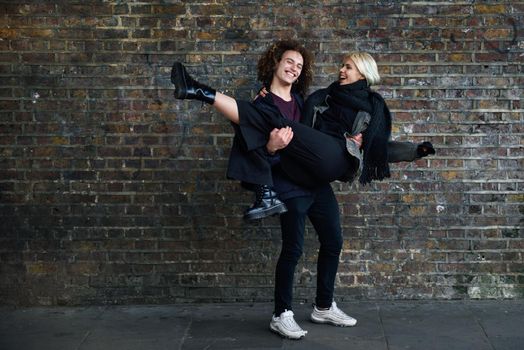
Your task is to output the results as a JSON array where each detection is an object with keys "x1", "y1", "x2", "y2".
[{"x1": 274, "y1": 184, "x2": 343, "y2": 316}]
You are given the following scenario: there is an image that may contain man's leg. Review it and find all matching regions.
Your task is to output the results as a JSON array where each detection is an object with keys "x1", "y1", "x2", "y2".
[
  {"x1": 270, "y1": 196, "x2": 312, "y2": 339},
  {"x1": 307, "y1": 184, "x2": 343, "y2": 308},
  {"x1": 308, "y1": 184, "x2": 357, "y2": 327},
  {"x1": 274, "y1": 195, "x2": 312, "y2": 314}
]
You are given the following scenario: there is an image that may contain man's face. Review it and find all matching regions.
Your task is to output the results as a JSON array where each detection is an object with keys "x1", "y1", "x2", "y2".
[
  {"x1": 274, "y1": 50, "x2": 303, "y2": 85},
  {"x1": 339, "y1": 58, "x2": 365, "y2": 85}
]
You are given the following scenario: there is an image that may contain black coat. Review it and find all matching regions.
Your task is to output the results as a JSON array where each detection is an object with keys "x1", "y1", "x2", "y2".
[
  {"x1": 253, "y1": 93, "x2": 314, "y2": 199},
  {"x1": 225, "y1": 92, "x2": 307, "y2": 188}
]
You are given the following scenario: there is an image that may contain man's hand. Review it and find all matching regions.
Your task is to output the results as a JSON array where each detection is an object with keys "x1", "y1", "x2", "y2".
[{"x1": 266, "y1": 127, "x2": 293, "y2": 155}]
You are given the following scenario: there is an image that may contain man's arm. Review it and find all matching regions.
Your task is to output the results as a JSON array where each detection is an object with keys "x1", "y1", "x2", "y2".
[{"x1": 266, "y1": 127, "x2": 294, "y2": 155}]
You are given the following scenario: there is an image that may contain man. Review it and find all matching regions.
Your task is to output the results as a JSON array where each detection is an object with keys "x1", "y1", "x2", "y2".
[
  {"x1": 170, "y1": 39, "x2": 434, "y2": 340},
  {"x1": 245, "y1": 40, "x2": 356, "y2": 339},
  {"x1": 171, "y1": 39, "x2": 357, "y2": 340}
]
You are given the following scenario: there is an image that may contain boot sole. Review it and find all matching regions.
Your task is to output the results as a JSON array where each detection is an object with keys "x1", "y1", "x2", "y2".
[
  {"x1": 171, "y1": 62, "x2": 188, "y2": 99},
  {"x1": 243, "y1": 203, "x2": 288, "y2": 221}
]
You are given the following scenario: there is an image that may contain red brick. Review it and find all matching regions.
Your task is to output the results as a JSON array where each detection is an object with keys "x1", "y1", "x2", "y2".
[{"x1": 0, "y1": 0, "x2": 521, "y2": 307}]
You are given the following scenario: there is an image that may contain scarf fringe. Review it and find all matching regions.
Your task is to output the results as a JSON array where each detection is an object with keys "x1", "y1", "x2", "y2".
[{"x1": 359, "y1": 163, "x2": 391, "y2": 185}]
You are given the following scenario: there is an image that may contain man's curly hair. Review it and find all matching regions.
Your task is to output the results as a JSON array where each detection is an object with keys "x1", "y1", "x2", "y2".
[{"x1": 256, "y1": 39, "x2": 314, "y2": 97}]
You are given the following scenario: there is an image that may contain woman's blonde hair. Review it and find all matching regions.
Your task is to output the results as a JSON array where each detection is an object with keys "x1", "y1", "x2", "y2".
[{"x1": 343, "y1": 52, "x2": 380, "y2": 86}]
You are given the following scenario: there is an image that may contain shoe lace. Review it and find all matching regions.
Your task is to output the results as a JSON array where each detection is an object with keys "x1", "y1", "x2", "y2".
[
  {"x1": 280, "y1": 310, "x2": 303, "y2": 332},
  {"x1": 254, "y1": 185, "x2": 268, "y2": 205},
  {"x1": 330, "y1": 302, "x2": 350, "y2": 318}
]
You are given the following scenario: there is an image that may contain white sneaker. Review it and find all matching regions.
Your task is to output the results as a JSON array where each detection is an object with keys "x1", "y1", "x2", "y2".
[
  {"x1": 269, "y1": 310, "x2": 308, "y2": 339},
  {"x1": 310, "y1": 301, "x2": 357, "y2": 327}
]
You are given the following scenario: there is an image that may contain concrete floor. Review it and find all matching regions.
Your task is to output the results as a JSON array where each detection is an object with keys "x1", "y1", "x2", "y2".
[{"x1": 1, "y1": 300, "x2": 523, "y2": 350}]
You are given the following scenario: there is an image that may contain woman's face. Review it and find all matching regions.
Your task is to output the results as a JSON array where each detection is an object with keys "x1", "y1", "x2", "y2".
[
  {"x1": 339, "y1": 58, "x2": 365, "y2": 85},
  {"x1": 274, "y1": 50, "x2": 303, "y2": 86}
]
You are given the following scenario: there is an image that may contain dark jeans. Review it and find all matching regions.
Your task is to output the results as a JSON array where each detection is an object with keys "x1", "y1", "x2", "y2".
[{"x1": 274, "y1": 184, "x2": 343, "y2": 316}]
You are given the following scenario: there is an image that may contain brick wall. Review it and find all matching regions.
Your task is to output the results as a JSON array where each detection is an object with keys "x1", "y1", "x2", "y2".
[{"x1": 0, "y1": 0, "x2": 522, "y2": 306}]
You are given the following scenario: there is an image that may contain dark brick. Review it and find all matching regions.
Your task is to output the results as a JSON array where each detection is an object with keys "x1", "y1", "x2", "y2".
[{"x1": 0, "y1": 1, "x2": 522, "y2": 306}]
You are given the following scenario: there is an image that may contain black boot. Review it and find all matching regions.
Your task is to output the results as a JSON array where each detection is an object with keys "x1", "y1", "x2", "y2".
[
  {"x1": 416, "y1": 141, "x2": 435, "y2": 158},
  {"x1": 243, "y1": 185, "x2": 287, "y2": 221},
  {"x1": 171, "y1": 62, "x2": 216, "y2": 104}
]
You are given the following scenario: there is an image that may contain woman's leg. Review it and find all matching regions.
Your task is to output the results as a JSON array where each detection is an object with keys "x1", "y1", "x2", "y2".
[
  {"x1": 226, "y1": 109, "x2": 355, "y2": 184},
  {"x1": 214, "y1": 92, "x2": 240, "y2": 124},
  {"x1": 171, "y1": 62, "x2": 240, "y2": 124},
  {"x1": 280, "y1": 122, "x2": 357, "y2": 187}
]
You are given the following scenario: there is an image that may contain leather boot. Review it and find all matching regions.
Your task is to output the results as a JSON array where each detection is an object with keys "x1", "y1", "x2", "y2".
[
  {"x1": 243, "y1": 185, "x2": 288, "y2": 221},
  {"x1": 416, "y1": 141, "x2": 435, "y2": 158},
  {"x1": 171, "y1": 62, "x2": 216, "y2": 104}
]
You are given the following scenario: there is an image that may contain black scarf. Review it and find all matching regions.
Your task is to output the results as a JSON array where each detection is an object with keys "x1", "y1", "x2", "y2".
[{"x1": 326, "y1": 80, "x2": 391, "y2": 184}]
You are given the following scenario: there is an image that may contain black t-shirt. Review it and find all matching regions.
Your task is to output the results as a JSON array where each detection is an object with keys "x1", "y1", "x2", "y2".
[{"x1": 271, "y1": 92, "x2": 301, "y2": 122}]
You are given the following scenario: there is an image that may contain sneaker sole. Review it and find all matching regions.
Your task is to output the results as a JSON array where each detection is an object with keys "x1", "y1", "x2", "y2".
[
  {"x1": 269, "y1": 323, "x2": 305, "y2": 340},
  {"x1": 243, "y1": 203, "x2": 288, "y2": 221},
  {"x1": 310, "y1": 315, "x2": 357, "y2": 327}
]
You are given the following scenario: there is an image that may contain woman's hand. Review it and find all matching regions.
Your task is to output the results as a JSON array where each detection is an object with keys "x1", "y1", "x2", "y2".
[
  {"x1": 254, "y1": 87, "x2": 269, "y2": 101},
  {"x1": 259, "y1": 87, "x2": 269, "y2": 98},
  {"x1": 266, "y1": 127, "x2": 293, "y2": 155},
  {"x1": 348, "y1": 133, "x2": 363, "y2": 149}
]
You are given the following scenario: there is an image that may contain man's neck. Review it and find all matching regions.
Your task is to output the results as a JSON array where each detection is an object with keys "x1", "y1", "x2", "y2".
[{"x1": 269, "y1": 80, "x2": 292, "y2": 102}]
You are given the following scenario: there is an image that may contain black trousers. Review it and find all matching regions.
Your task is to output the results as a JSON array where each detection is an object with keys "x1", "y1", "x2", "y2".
[
  {"x1": 274, "y1": 184, "x2": 343, "y2": 315},
  {"x1": 226, "y1": 101, "x2": 358, "y2": 188}
]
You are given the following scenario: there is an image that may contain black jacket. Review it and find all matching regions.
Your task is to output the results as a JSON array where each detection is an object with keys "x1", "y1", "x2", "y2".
[{"x1": 253, "y1": 92, "x2": 313, "y2": 200}]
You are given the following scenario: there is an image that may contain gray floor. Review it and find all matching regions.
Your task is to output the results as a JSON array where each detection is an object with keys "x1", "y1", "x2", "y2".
[{"x1": 0, "y1": 300, "x2": 522, "y2": 350}]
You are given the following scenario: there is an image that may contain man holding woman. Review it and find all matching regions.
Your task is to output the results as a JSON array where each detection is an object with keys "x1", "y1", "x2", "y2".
[{"x1": 170, "y1": 39, "x2": 434, "y2": 339}]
